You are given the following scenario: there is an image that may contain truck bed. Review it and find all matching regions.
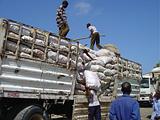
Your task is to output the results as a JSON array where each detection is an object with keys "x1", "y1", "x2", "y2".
[{"x1": 0, "y1": 18, "x2": 78, "y2": 100}]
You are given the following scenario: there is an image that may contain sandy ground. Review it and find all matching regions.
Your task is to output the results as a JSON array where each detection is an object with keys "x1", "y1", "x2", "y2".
[{"x1": 140, "y1": 106, "x2": 152, "y2": 120}]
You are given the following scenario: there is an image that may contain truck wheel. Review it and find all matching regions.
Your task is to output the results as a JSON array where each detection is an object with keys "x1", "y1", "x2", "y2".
[{"x1": 14, "y1": 105, "x2": 48, "y2": 120}]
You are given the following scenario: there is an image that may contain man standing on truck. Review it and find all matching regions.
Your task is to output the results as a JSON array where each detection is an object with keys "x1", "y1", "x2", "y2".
[
  {"x1": 109, "y1": 82, "x2": 141, "y2": 120},
  {"x1": 56, "y1": 0, "x2": 69, "y2": 38},
  {"x1": 86, "y1": 23, "x2": 103, "y2": 50}
]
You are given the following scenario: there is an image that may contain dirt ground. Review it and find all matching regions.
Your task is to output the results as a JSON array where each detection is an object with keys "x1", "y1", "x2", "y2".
[
  {"x1": 140, "y1": 106, "x2": 152, "y2": 120},
  {"x1": 51, "y1": 104, "x2": 153, "y2": 120}
]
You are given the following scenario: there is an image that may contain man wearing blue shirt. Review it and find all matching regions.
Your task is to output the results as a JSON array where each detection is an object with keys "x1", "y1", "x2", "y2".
[
  {"x1": 151, "y1": 91, "x2": 160, "y2": 120},
  {"x1": 109, "y1": 82, "x2": 141, "y2": 120}
]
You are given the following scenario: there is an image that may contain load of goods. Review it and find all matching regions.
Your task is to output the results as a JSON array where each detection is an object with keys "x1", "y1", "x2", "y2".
[{"x1": 4, "y1": 21, "x2": 142, "y2": 97}]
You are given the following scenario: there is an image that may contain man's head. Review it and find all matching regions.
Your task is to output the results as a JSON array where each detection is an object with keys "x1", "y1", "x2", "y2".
[
  {"x1": 154, "y1": 90, "x2": 160, "y2": 100},
  {"x1": 86, "y1": 23, "x2": 91, "y2": 28},
  {"x1": 121, "y1": 82, "x2": 132, "y2": 95},
  {"x1": 62, "y1": 0, "x2": 68, "y2": 8}
]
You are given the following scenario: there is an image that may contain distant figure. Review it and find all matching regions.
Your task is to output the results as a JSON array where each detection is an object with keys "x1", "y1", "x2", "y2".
[
  {"x1": 86, "y1": 23, "x2": 103, "y2": 50},
  {"x1": 56, "y1": 0, "x2": 69, "y2": 38},
  {"x1": 151, "y1": 90, "x2": 160, "y2": 120},
  {"x1": 109, "y1": 82, "x2": 141, "y2": 120}
]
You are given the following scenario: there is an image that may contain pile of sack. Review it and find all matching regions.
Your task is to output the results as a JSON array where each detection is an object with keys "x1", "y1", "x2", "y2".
[
  {"x1": 6, "y1": 23, "x2": 84, "y2": 69},
  {"x1": 75, "y1": 47, "x2": 141, "y2": 96},
  {"x1": 6, "y1": 23, "x2": 141, "y2": 97}
]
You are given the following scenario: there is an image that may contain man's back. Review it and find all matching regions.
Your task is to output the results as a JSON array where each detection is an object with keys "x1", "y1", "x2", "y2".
[{"x1": 109, "y1": 94, "x2": 141, "y2": 120}]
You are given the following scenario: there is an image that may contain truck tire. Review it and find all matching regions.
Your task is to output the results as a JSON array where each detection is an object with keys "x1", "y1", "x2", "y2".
[{"x1": 14, "y1": 105, "x2": 48, "y2": 120}]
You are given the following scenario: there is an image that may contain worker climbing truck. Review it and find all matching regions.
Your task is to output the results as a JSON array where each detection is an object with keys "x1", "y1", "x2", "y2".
[{"x1": 0, "y1": 18, "x2": 142, "y2": 120}]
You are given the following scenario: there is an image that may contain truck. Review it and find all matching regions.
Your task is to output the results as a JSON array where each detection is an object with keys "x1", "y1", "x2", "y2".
[
  {"x1": 139, "y1": 67, "x2": 160, "y2": 105},
  {"x1": 139, "y1": 74, "x2": 155, "y2": 105},
  {"x1": 0, "y1": 18, "x2": 142, "y2": 120}
]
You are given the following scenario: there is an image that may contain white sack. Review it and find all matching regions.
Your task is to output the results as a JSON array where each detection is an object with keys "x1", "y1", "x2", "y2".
[
  {"x1": 35, "y1": 39, "x2": 45, "y2": 46},
  {"x1": 6, "y1": 41, "x2": 17, "y2": 52},
  {"x1": 97, "y1": 72, "x2": 106, "y2": 80},
  {"x1": 90, "y1": 65, "x2": 105, "y2": 72},
  {"x1": 104, "y1": 69, "x2": 117, "y2": 76},
  {"x1": 49, "y1": 36, "x2": 58, "y2": 44},
  {"x1": 21, "y1": 35, "x2": 33, "y2": 42},
  {"x1": 8, "y1": 32, "x2": 19, "y2": 38},
  {"x1": 22, "y1": 28, "x2": 31, "y2": 36},
  {"x1": 88, "y1": 52, "x2": 97, "y2": 59},
  {"x1": 95, "y1": 49, "x2": 115, "y2": 57},
  {"x1": 20, "y1": 45, "x2": 31, "y2": 54},
  {"x1": 33, "y1": 49, "x2": 44, "y2": 59},
  {"x1": 60, "y1": 39, "x2": 69, "y2": 46},
  {"x1": 50, "y1": 42, "x2": 69, "y2": 52},
  {"x1": 105, "y1": 64, "x2": 114, "y2": 69},
  {"x1": 59, "y1": 46, "x2": 69, "y2": 52},
  {"x1": 96, "y1": 56, "x2": 113, "y2": 65},
  {"x1": 20, "y1": 52, "x2": 31, "y2": 58},
  {"x1": 84, "y1": 70, "x2": 101, "y2": 90},
  {"x1": 9, "y1": 24, "x2": 19, "y2": 33},
  {"x1": 6, "y1": 41, "x2": 31, "y2": 54},
  {"x1": 123, "y1": 70, "x2": 129, "y2": 76},
  {"x1": 80, "y1": 53, "x2": 91, "y2": 62},
  {"x1": 48, "y1": 51, "x2": 68, "y2": 64},
  {"x1": 90, "y1": 60, "x2": 105, "y2": 66},
  {"x1": 49, "y1": 36, "x2": 69, "y2": 46}
]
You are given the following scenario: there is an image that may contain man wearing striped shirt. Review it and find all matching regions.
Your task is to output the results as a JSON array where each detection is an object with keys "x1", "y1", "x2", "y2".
[{"x1": 56, "y1": 0, "x2": 69, "y2": 38}]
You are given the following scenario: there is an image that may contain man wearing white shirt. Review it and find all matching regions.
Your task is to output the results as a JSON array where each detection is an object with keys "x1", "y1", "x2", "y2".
[
  {"x1": 87, "y1": 23, "x2": 103, "y2": 50},
  {"x1": 86, "y1": 88, "x2": 101, "y2": 120}
]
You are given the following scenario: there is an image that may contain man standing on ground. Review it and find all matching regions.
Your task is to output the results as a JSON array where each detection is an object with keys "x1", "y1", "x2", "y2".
[
  {"x1": 56, "y1": 0, "x2": 69, "y2": 38},
  {"x1": 86, "y1": 23, "x2": 103, "y2": 50},
  {"x1": 109, "y1": 82, "x2": 141, "y2": 120},
  {"x1": 86, "y1": 87, "x2": 101, "y2": 120}
]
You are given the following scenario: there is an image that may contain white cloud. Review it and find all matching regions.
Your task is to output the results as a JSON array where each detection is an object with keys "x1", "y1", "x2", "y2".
[{"x1": 74, "y1": 2, "x2": 92, "y2": 15}]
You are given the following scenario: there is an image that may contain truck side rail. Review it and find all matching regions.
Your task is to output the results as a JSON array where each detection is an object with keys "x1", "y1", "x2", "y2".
[
  {"x1": 0, "y1": 18, "x2": 81, "y2": 100},
  {"x1": 116, "y1": 56, "x2": 142, "y2": 80},
  {"x1": 1, "y1": 18, "x2": 80, "y2": 70}
]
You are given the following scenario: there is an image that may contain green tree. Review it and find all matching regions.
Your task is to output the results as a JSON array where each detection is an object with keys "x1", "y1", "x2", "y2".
[{"x1": 155, "y1": 61, "x2": 160, "y2": 67}]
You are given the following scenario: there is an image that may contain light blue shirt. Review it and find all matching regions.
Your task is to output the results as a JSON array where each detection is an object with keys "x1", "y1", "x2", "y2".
[{"x1": 151, "y1": 99, "x2": 160, "y2": 120}]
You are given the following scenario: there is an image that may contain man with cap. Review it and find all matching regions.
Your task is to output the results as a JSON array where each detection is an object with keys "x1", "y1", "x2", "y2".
[
  {"x1": 56, "y1": 0, "x2": 69, "y2": 38},
  {"x1": 87, "y1": 23, "x2": 103, "y2": 50}
]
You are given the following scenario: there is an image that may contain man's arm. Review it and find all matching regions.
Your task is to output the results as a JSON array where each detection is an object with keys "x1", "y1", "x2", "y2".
[
  {"x1": 109, "y1": 102, "x2": 117, "y2": 120},
  {"x1": 83, "y1": 49, "x2": 94, "y2": 60},
  {"x1": 131, "y1": 101, "x2": 141, "y2": 120}
]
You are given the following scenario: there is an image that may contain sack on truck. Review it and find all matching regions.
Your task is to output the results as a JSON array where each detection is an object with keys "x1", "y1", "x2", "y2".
[{"x1": 84, "y1": 70, "x2": 101, "y2": 91}]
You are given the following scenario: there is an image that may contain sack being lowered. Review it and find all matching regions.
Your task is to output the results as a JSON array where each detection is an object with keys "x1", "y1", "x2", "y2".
[{"x1": 84, "y1": 70, "x2": 101, "y2": 91}]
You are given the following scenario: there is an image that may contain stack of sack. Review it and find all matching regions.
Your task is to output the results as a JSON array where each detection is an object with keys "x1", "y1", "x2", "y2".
[
  {"x1": 75, "y1": 48, "x2": 118, "y2": 96},
  {"x1": 6, "y1": 23, "x2": 84, "y2": 69},
  {"x1": 75, "y1": 46, "x2": 142, "y2": 96},
  {"x1": 6, "y1": 24, "x2": 45, "y2": 59},
  {"x1": 6, "y1": 23, "x2": 141, "y2": 97}
]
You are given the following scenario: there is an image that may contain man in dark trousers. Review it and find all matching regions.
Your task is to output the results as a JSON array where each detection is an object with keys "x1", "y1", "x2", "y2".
[
  {"x1": 87, "y1": 23, "x2": 103, "y2": 50},
  {"x1": 109, "y1": 82, "x2": 141, "y2": 120},
  {"x1": 56, "y1": 0, "x2": 69, "y2": 38},
  {"x1": 86, "y1": 88, "x2": 101, "y2": 120}
]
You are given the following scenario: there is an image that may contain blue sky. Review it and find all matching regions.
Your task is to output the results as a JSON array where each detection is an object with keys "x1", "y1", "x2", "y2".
[{"x1": 0, "y1": 0, "x2": 159, "y2": 73}]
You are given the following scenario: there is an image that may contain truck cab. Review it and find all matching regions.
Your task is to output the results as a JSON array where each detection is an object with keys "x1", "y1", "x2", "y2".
[
  {"x1": 139, "y1": 74, "x2": 155, "y2": 104},
  {"x1": 139, "y1": 67, "x2": 160, "y2": 105}
]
